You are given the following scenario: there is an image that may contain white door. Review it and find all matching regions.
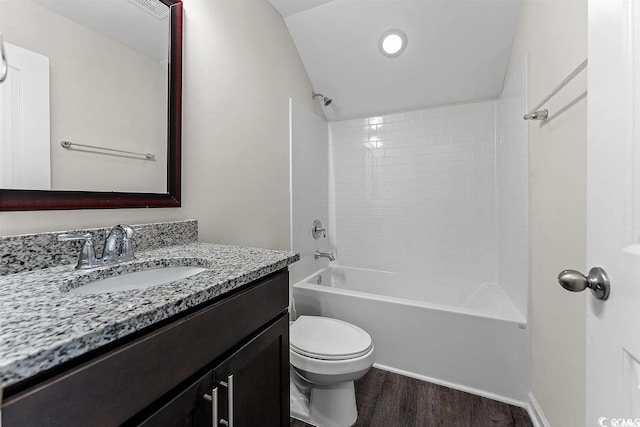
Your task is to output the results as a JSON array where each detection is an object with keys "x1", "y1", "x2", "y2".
[
  {"x1": 0, "y1": 42, "x2": 50, "y2": 190},
  {"x1": 586, "y1": 0, "x2": 640, "y2": 424}
]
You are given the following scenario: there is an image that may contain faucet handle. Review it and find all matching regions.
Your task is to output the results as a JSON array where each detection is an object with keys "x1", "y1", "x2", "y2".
[
  {"x1": 58, "y1": 233, "x2": 99, "y2": 269},
  {"x1": 57, "y1": 232, "x2": 93, "y2": 242}
]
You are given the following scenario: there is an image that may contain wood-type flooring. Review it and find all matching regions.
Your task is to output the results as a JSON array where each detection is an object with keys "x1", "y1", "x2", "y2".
[{"x1": 290, "y1": 368, "x2": 533, "y2": 427}]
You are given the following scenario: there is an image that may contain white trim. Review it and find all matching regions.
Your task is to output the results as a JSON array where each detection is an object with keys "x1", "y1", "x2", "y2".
[
  {"x1": 288, "y1": 97, "x2": 294, "y2": 253},
  {"x1": 373, "y1": 363, "x2": 527, "y2": 408},
  {"x1": 526, "y1": 391, "x2": 551, "y2": 427}
]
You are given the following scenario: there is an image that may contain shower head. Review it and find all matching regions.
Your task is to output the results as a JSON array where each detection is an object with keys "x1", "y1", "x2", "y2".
[{"x1": 312, "y1": 92, "x2": 332, "y2": 106}]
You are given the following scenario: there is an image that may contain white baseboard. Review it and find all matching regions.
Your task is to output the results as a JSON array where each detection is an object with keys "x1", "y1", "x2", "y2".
[
  {"x1": 373, "y1": 363, "x2": 527, "y2": 408},
  {"x1": 526, "y1": 392, "x2": 550, "y2": 427}
]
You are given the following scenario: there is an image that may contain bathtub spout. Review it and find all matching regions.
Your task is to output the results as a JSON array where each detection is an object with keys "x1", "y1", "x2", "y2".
[{"x1": 314, "y1": 250, "x2": 335, "y2": 261}]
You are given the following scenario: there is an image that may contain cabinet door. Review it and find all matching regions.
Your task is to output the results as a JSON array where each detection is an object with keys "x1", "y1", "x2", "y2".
[
  {"x1": 137, "y1": 370, "x2": 215, "y2": 427},
  {"x1": 213, "y1": 314, "x2": 289, "y2": 427}
]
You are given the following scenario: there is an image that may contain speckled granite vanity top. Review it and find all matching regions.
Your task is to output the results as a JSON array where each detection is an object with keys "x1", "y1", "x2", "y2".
[{"x1": 0, "y1": 222, "x2": 298, "y2": 389}]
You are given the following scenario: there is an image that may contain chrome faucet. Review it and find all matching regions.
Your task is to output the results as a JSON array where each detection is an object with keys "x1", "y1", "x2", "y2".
[
  {"x1": 58, "y1": 224, "x2": 136, "y2": 269},
  {"x1": 102, "y1": 224, "x2": 136, "y2": 263},
  {"x1": 314, "y1": 250, "x2": 335, "y2": 262}
]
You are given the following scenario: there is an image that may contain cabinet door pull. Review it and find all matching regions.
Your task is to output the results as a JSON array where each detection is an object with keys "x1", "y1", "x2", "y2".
[
  {"x1": 227, "y1": 374, "x2": 234, "y2": 427},
  {"x1": 203, "y1": 387, "x2": 218, "y2": 427},
  {"x1": 218, "y1": 374, "x2": 234, "y2": 426}
]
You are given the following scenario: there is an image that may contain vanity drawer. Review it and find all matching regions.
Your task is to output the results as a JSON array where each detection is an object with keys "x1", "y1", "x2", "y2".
[{"x1": 1, "y1": 269, "x2": 288, "y2": 427}]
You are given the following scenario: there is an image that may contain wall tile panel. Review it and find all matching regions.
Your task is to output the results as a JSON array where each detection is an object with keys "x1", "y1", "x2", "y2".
[{"x1": 330, "y1": 101, "x2": 498, "y2": 283}]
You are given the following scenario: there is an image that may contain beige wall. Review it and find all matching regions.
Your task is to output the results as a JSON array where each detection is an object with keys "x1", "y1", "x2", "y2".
[
  {"x1": 0, "y1": 0, "x2": 322, "y2": 252},
  {"x1": 505, "y1": 1, "x2": 587, "y2": 425}
]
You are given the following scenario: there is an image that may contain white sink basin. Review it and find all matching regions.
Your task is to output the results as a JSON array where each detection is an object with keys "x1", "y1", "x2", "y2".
[{"x1": 69, "y1": 266, "x2": 207, "y2": 295}]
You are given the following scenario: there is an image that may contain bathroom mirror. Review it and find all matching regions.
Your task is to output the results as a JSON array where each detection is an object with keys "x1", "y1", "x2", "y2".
[{"x1": 0, "y1": 0, "x2": 182, "y2": 211}]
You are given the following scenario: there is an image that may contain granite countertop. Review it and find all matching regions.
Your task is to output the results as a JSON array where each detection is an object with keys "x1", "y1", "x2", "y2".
[{"x1": 0, "y1": 242, "x2": 298, "y2": 389}]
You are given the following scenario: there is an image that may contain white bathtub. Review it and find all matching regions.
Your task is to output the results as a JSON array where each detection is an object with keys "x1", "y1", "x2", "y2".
[{"x1": 292, "y1": 266, "x2": 529, "y2": 404}]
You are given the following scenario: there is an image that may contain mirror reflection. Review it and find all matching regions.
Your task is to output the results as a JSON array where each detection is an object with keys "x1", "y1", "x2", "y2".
[{"x1": 0, "y1": 0, "x2": 170, "y2": 193}]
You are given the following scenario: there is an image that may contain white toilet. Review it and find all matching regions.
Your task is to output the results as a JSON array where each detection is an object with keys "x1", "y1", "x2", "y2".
[{"x1": 289, "y1": 315, "x2": 375, "y2": 427}]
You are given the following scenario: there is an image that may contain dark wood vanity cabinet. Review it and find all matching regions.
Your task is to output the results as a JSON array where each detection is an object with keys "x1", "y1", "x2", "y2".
[
  {"x1": 2, "y1": 270, "x2": 290, "y2": 427},
  {"x1": 213, "y1": 315, "x2": 289, "y2": 427},
  {"x1": 140, "y1": 315, "x2": 288, "y2": 427}
]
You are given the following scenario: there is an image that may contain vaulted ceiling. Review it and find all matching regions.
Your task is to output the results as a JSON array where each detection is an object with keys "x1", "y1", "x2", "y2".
[{"x1": 269, "y1": 0, "x2": 522, "y2": 121}]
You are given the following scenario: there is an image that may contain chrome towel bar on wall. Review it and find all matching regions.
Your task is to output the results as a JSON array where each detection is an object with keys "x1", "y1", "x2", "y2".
[
  {"x1": 60, "y1": 140, "x2": 155, "y2": 161},
  {"x1": 523, "y1": 59, "x2": 587, "y2": 121}
]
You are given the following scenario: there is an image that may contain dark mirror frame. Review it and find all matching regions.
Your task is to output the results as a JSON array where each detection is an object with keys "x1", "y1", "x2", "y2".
[{"x1": 0, "y1": 0, "x2": 182, "y2": 211}]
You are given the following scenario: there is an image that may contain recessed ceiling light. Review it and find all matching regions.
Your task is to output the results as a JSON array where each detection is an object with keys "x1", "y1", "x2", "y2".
[{"x1": 378, "y1": 29, "x2": 407, "y2": 58}]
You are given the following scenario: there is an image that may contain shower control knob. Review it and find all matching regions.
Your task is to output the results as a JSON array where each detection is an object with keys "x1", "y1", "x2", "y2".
[
  {"x1": 557, "y1": 267, "x2": 610, "y2": 300},
  {"x1": 312, "y1": 219, "x2": 326, "y2": 239}
]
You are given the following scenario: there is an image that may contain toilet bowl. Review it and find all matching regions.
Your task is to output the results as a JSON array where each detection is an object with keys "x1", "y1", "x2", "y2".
[{"x1": 290, "y1": 315, "x2": 375, "y2": 427}]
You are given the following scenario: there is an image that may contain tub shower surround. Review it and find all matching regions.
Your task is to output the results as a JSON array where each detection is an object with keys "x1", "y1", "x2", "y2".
[
  {"x1": 328, "y1": 95, "x2": 528, "y2": 308},
  {"x1": 290, "y1": 100, "x2": 331, "y2": 285},
  {"x1": 0, "y1": 221, "x2": 298, "y2": 388},
  {"x1": 0, "y1": 220, "x2": 198, "y2": 275},
  {"x1": 329, "y1": 101, "x2": 498, "y2": 283},
  {"x1": 291, "y1": 64, "x2": 529, "y2": 404},
  {"x1": 294, "y1": 266, "x2": 528, "y2": 403},
  {"x1": 496, "y1": 58, "x2": 529, "y2": 317}
]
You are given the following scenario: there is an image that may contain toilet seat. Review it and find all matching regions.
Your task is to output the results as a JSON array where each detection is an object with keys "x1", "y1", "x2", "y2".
[{"x1": 290, "y1": 316, "x2": 373, "y2": 361}]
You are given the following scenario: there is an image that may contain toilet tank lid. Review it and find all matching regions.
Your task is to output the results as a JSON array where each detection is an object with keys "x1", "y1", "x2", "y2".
[{"x1": 290, "y1": 316, "x2": 373, "y2": 360}]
